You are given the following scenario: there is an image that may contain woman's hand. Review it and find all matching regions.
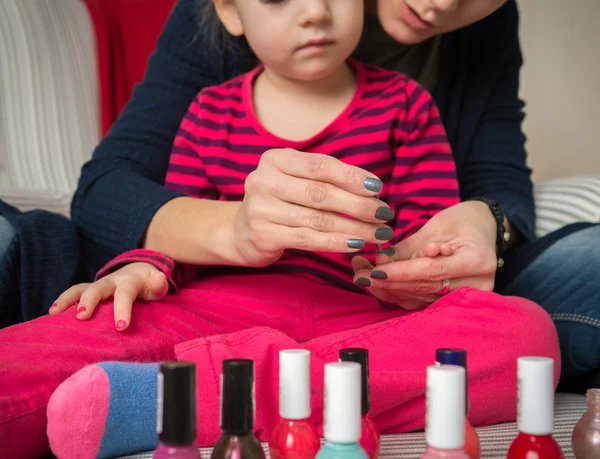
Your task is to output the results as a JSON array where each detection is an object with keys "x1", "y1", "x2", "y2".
[
  {"x1": 49, "y1": 262, "x2": 169, "y2": 331},
  {"x1": 231, "y1": 149, "x2": 396, "y2": 267},
  {"x1": 352, "y1": 201, "x2": 499, "y2": 310}
]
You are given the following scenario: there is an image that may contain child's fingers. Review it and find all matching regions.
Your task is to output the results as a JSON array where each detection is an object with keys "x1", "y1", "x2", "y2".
[
  {"x1": 76, "y1": 278, "x2": 118, "y2": 320},
  {"x1": 50, "y1": 284, "x2": 93, "y2": 315},
  {"x1": 141, "y1": 270, "x2": 169, "y2": 301},
  {"x1": 113, "y1": 283, "x2": 140, "y2": 332},
  {"x1": 410, "y1": 243, "x2": 438, "y2": 259},
  {"x1": 438, "y1": 243, "x2": 454, "y2": 257}
]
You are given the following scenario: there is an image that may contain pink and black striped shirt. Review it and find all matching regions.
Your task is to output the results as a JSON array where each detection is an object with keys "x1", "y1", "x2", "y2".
[{"x1": 97, "y1": 61, "x2": 459, "y2": 293}]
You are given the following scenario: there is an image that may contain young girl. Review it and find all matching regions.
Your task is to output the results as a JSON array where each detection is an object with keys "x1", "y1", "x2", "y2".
[{"x1": 0, "y1": 1, "x2": 559, "y2": 458}]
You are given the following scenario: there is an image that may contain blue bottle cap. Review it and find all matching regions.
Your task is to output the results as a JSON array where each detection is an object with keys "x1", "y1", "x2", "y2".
[{"x1": 436, "y1": 348, "x2": 467, "y2": 369}]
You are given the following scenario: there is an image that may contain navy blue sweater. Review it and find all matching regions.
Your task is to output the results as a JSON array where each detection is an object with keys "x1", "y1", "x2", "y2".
[
  {"x1": 72, "y1": 0, "x2": 531, "y2": 270},
  {"x1": 5, "y1": 0, "x2": 589, "y2": 326}
]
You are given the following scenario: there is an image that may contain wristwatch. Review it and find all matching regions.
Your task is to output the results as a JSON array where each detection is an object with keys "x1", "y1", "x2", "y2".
[{"x1": 465, "y1": 197, "x2": 511, "y2": 268}]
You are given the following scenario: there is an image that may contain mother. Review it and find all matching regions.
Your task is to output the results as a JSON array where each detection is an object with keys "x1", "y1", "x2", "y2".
[
  {"x1": 65, "y1": 0, "x2": 598, "y2": 387},
  {"x1": 0, "y1": 0, "x2": 597, "y2": 437}
]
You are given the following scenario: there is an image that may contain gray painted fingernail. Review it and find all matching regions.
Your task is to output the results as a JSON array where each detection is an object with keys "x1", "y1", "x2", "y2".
[
  {"x1": 375, "y1": 207, "x2": 395, "y2": 221},
  {"x1": 347, "y1": 238, "x2": 365, "y2": 249},
  {"x1": 381, "y1": 247, "x2": 396, "y2": 257},
  {"x1": 371, "y1": 270, "x2": 388, "y2": 280},
  {"x1": 375, "y1": 228, "x2": 394, "y2": 241},
  {"x1": 364, "y1": 177, "x2": 383, "y2": 193},
  {"x1": 354, "y1": 277, "x2": 372, "y2": 287}
]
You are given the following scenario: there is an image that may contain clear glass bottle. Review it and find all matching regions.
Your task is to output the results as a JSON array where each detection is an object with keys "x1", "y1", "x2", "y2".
[{"x1": 573, "y1": 389, "x2": 600, "y2": 459}]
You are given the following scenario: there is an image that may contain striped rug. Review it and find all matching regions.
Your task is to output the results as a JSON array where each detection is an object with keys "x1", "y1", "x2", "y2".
[{"x1": 121, "y1": 393, "x2": 585, "y2": 459}]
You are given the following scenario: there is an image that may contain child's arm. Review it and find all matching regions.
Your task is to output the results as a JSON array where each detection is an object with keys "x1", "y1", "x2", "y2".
[
  {"x1": 90, "y1": 92, "x2": 223, "y2": 291},
  {"x1": 388, "y1": 78, "x2": 461, "y2": 243}
]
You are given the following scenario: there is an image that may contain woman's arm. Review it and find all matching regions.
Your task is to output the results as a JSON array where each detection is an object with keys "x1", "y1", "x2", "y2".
[
  {"x1": 458, "y1": 0, "x2": 533, "y2": 245},
  {"x1": 71, "y1": 0, "x2": 228, "y2": 269}
]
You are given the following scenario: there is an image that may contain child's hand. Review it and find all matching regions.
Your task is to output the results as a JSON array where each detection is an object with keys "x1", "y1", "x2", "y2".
[
  {"x1": 408, "y1": 242, "x2": 455, "y2": 259},
  {"x1": 49, "y1": 262, "x2": 169, "y2": 331}
]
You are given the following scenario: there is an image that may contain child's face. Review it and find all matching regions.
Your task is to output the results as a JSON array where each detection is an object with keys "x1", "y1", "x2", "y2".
[
  {"x1": 215, "y1": 0, "x2": 364, "y2": 81},
  {"x1": 373, "y1": 0, "x2": 508, "y2": 44}
]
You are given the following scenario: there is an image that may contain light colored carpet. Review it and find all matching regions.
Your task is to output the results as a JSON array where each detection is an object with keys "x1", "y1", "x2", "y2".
[{"x1": 120, "y1": 393, "x2": 585, "y2": 459}]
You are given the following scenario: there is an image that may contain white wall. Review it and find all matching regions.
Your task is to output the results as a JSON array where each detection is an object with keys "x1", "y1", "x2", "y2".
[{"x1": 518, "y1": 0, "x2": 600, "y2": 182}]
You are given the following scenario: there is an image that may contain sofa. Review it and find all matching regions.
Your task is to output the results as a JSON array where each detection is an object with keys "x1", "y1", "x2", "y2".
[{"x1": 1, "y1": 1, "x2": 598, "y2": 458}]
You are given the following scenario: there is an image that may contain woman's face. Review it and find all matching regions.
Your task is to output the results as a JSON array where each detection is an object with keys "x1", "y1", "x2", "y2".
[{"x1": 373, "y1": 0, "x2": 508, "y2": 44}]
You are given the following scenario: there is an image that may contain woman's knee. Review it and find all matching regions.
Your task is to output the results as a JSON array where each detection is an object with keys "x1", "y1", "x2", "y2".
[
  {"x1": 504, "y1": 225, "x2": 600, "y2": 376},
  {"x1": 0, "y1": 215, "x2": 17, "y2": 259}
]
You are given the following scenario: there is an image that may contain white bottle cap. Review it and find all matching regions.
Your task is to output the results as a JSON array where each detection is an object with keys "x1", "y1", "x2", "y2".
[
  {"x1": 323, "y1": 362, "x2": 362, "y2": 443},
  {"x1": 426, "y1": 364, "x2": 466, "y2": 450},
  {"x1": 279, "y1": 349, "x2": 311, "y2": 420},
  {"x1": 517, "y1": 356, "x2": 554, "y2": 435}
]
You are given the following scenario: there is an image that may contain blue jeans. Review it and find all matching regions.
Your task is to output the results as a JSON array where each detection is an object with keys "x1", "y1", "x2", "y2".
[
  {"x1": 502, "y1": 224, "x2": 600, "y2": 391},
  {"x1": 0, "y1": 203, "x2": 84, "y2": 328}
]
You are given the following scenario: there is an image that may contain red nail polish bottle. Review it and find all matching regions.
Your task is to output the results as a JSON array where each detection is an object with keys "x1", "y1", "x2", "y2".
[
  {"x1": 269, "y1": 350, "x2": 320, "y2": 459},
  {"x1": 435, "y1": 349, "x2": 480, "y2": 459},
  {"x1": 507, "y1": 357, "x2": 564, "y2": 459},
  {"x1": 340, "y1": 348, "x2": 380, "y2": 459}
]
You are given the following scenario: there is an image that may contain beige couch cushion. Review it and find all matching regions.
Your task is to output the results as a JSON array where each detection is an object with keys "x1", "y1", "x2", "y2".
[{"x1": 0, "y1": 0, "x2": 100, "y2": 216}]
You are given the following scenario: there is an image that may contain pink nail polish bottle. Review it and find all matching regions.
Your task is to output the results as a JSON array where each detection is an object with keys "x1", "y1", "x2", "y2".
[
  {"x1": 153, "y1": 362, "x2": 200, "y2": 459},
  {"x1": 339, "y1": 348, "x2": 380, "y2": 459},
  {"x1": 421, "y1": 365, "x2": 469, "y2": 459},
  {"x1": 435, "y1": 349, "x2": 480, "y2": 459},
  {"x1": 507, "y1": 357, "x2": 564, "y2": 459},
  {"x1": 269, "y1": 350, "x2": 320, "y2": 459},
  {"x1": 572, "y1": 388, "x2": 600, "y2": 459}
]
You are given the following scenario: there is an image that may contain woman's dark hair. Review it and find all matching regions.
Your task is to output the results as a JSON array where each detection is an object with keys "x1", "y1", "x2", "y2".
[
  {"x1": 196, "y1": 0, "x2": 256, "y2": 78},
  {"x1": 197, "y1": 0, "x2": 227, "y2": 49}
]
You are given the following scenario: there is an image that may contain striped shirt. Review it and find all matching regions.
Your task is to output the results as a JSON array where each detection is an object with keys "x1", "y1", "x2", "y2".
[{"x1": 98, "y1": 61, "x2": 459, "y2": 293}]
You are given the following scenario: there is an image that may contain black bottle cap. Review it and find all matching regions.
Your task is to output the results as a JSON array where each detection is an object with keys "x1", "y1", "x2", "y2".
[
  {"x1": 220, "y1": 359, "x2": 255, "y2": 434},
  {"x1": 158, "y1": 361, "x2": 196, "y2": 446},
  {"x1": 339, "y1": 348, "x2": 370, "y2": 415},
  {"x1": 436, "y1": 348, "x2": 468, "y2": 415}
]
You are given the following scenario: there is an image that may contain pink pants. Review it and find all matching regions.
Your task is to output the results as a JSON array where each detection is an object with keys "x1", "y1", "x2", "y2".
[{"x1": 0, "y1": 275, "x2": 560, "y2": 458}]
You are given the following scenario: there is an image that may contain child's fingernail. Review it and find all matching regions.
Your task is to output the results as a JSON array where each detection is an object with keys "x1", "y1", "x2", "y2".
[
  {"x1": 76, "y1": 305, "x2": 87, "y2": 314},
  {"x1": 115, "y1": 319, "x2": 127, "y2": 331}
]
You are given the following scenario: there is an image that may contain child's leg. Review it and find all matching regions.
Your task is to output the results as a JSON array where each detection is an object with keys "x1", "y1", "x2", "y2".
[
  {"x1": 0, "y1": 274, "x2": 317, "y2": 459},
  {"x1": 44, "y1": 285, "x2": 559, "y2": 456},
  {"x1": 171, "y1": 287, "x2": 559, "y2": 445}
]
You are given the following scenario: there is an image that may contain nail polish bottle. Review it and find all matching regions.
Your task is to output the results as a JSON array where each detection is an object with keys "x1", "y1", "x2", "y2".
[
  {"x1": 435, "y1": 349, "x2": 480, "y2": 459},
  {"x1": 421, "y1": 364, "x2": 469, "y2": 459},
  {"x1": 315, "y1": 362, "x2": 368, "y2": 459},
  {"x1": 269, "y1": 350, "x2": 320, "y2": 459},
  {"x1": 339, "y1": 348, "x2": 380, "y2": 459},
  {"x1": 211, "y1": 359, "x2": 266, "y2": 459},
  {"x1": 572, "y1": 388, "x2": 600, "y2": 459},
  {"x1": 154, "y1": 362, "x2": 201, "y2": 459},
  {"x1": 507, "y1": 357, "x2": 564, "y2": 459}
]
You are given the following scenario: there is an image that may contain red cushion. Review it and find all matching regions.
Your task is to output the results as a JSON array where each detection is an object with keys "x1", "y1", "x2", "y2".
[{"x1": 84, "y1": 0, "x2": 177, "y2": 135}]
